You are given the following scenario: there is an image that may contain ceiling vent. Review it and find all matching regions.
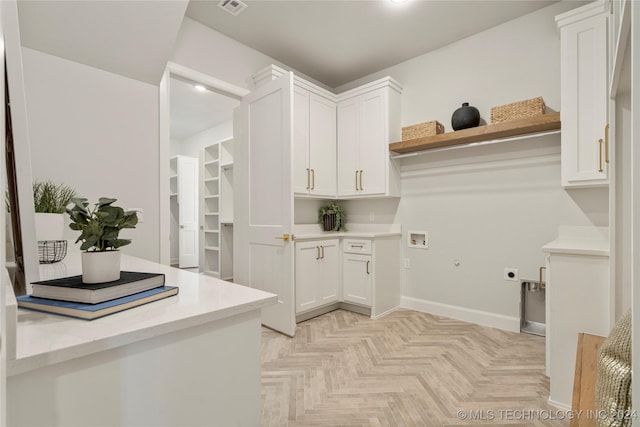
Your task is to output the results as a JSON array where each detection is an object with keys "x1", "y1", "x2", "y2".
[{"x1": 218, "y1": 0, "x2": 248, "y2": 16}]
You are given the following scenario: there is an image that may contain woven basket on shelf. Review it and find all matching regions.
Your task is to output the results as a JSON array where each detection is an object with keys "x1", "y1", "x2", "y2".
[
  {"x1": 402, "y1": 120, "x2": 444, "y2": 140},
  {"x1": 490, "y1": 97, "x2": 546, "y2": 124}
]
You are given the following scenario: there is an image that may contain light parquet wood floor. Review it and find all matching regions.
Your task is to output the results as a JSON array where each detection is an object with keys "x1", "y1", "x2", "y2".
[{"x1": 261, "y1": 309, "x2": 568, "y2": 427}]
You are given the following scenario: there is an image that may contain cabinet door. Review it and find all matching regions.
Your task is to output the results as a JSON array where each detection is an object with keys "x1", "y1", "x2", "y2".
[
  {"x1": 293, "y1": 86, "x2": 310, "y2": 194},
  {"x1": 337, "y1": 97, "x2": 360, "y2": 197},
  {"x1": 560, "y1": 12, "x2": 609, "y2": 187},
  {"x1": 358, "y1": 88, "x2": 387, "y2": 195},
  {"x1": 308, "y1": 93, "x2": 336, "y2": 197},
  {"x1": 318, "y1": 239, "x2": 340, "y2": 304},
  {"x1": 342, "y1": 253, "x2": 372, "y2": 306},
  {"x1": 295, "y1": 241, "x2": 321, "y2": 313}
]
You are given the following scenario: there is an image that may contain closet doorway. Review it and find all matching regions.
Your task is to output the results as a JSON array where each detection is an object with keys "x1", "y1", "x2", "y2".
[{"x1": 159, "y1": 63, "x2": 248, "y2": 274}]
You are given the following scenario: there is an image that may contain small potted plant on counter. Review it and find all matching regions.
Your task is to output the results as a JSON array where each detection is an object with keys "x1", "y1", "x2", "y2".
[
  {"x1": 318, "y1": 202, "x2": 347, "y2": 232},
  {"x1": 67, "y1": 197, "x2": 138, "y2": 283}
]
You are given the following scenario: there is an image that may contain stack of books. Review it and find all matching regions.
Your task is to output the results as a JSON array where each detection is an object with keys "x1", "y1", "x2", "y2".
[{"x1": 16, "y1": 271, "x2": 178, "y2": 320}]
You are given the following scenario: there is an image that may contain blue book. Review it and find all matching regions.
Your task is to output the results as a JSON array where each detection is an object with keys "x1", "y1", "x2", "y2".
[{"x1": 16, "y1": 286, "x2": 179, "y2": 320}]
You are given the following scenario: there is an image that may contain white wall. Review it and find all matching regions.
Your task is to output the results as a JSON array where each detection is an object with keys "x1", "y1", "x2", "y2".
[
  {"x1": 21, "y1": 47, "x2": 160, "y2": 261},
  {"x1": 334, "y1": 1, "x2": 606, "y2": 325},
  {"x1": 172, "y1": 121, "x2": 234, "y2": 158}
]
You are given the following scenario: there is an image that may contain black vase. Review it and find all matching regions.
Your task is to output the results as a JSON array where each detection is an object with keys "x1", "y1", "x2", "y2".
[{"x1": 451, "y1": 102, "x2": 480, "y2": 131}]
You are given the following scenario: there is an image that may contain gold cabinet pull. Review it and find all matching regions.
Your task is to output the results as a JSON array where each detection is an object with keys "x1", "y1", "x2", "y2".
[
  {"x1": 351, "y1": 244, "x2": 364, "y2": 248},
  {"x1": 605, "y1": 123, "x2": 610, "y2": 164},
  {"x1": 311, "y1": 169, "x2": 315, "y2": 190},
  {"x1": 180, "y1": 225, "x2": 185, "y2": 229},
  {"x1": 359, "y1": 170, "x2": 364, "y2": 191},
  {"x1": 306, "y1": 168, "x2": 310, "y2": 190},
  {"x1": 316, "y1": 246, "x2": 320, "y2": 260},
  {"x1": 275, "y1": 233, "x2": 290, "y2": 242},
  {"x1": 321, "y1": 245, "x2": 325, "y2": 259},
  {"x1": 355, "y1": 170, "x2": 358, "y2": 191},
  {"x1": 598, "y1": 139, "x2": 604, "y2": 172},
  {"x1": 366, "y1": 260, "x2": 370, "y2": 275},
  {"x1": 539, "y1": 266, "x2": 546, "y2": 290}
]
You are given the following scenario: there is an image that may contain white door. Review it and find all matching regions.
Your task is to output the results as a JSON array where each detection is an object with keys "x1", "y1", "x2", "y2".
[
  {"x1": 293, "y1": 86, "x2": 310, "y2": 194},
  {"x1": 343, "y1": 253, "x2": 372, "y2": 306},
  {"x1": 308, "y1": 93, "x2": 336, "y2": 197},
  {"x1": 234, "y1": 73, "x2": 296, "y2": 336},
  {"x1": 337, "y1": 97, "x2": 360, "y2": 197},
  {"x1": 178, "y1": 155, "x2": 199, "y2": 268},
  {"x1": 358, "y1": 88, "x2": 387, "y2": 195}
]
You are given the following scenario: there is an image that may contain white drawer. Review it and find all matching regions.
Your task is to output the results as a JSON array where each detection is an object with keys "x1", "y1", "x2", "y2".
[{"x1": 343, "y1": 239, "x2": 371, "y2": 254}]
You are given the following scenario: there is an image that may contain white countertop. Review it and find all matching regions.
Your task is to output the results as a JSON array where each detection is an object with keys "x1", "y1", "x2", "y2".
[
  {"x1": 6, "y1": 254, "x2": 277, "y2": 376},
  {"x1": 542, "y1": 226, "x2": 610, "y2": 257},
  {"x1": 293, "y1": 223, "x2": 402, "y2": 240}
]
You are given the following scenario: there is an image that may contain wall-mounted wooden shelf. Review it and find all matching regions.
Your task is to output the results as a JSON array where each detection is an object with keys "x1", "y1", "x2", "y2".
[{"x1": 389, "y1": 112, "x2": 561, "y2": 154}]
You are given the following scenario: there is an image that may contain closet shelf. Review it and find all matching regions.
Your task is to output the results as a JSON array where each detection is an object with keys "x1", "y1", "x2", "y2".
[{"x1": 389, "y1": 112, "x2": 561, "y2": 155}]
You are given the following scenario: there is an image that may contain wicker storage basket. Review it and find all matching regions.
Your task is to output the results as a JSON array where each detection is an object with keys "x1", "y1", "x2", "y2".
[
  {"x1": 402, "y1": 120, "x2": 444, "y2": 140},
  {"x1": 491, "y1": 97, "x2": 546, "y2": 124}
]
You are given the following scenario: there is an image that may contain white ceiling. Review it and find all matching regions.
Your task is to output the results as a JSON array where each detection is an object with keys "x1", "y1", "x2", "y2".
[
  {"x1": 17, "y1": 0, "x2": 189, "y2": 85},
  {"x1": 16, "y1": 0, "x2": 562, "y2": 140},
  {"x1": 186, "y1": 0, "x2": 559, "y2": 88},
  {"x1": 170, "y1": 77, "x2": 240, "y2": 140}
]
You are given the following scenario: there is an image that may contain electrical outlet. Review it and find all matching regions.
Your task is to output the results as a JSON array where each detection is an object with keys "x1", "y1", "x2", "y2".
[
  {"x1": 369, "y1": 211, "x2": 375, "y2": 221},
  {"x1": 404, "y1": 258, "x2": 411, "y2": 269},
  {"x1": 504, "y1": 268, "x2": 519, "y2": 282}
]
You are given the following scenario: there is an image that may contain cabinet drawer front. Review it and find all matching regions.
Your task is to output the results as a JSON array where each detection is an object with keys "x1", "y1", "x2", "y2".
[{"x1": 344, "y1": 239, "x2": 371, "y2": 254}]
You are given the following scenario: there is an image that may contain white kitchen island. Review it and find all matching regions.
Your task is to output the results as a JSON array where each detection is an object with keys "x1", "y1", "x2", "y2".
[{"x1": 4, "y1": 254, "x2": 276, "y2": 427}]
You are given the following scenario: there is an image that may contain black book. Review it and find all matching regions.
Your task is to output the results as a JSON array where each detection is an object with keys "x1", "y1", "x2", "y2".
[{"x1": 31, "y1": 271, "x2": 166, "y2": 304}]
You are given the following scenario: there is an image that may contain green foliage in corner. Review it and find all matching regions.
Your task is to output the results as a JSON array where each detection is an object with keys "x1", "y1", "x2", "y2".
[
  {"x1": 318, "y1": 202, "x2": 347, "y2": 232},
  {"x1": 66, "y1": 197, "x2": 138, "y2": 251}
]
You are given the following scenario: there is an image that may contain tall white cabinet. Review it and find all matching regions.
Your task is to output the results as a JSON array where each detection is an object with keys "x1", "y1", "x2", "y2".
[
  {"x1": 293, "y1": 82, "x2": 336, "y2": 198},
  {"x1": 557, "y1": 1, "x2": 611, "y2": 187},
  {"x1": 170, "y1": 155, "x2": 199, "y2": 268},
  {"x1": 200, "y1": 139, "x2": 234, "y2": 280},
  {"x1": 337, "y1": 78, "x2": 402, "y2": 197}
]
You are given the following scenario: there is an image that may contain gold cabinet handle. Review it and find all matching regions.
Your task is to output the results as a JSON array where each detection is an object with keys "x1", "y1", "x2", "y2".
[
  {"x1": 316, "y1": 246, "x2": 320, "y2": 260},
  {"x1": 359, "y1": 170, "x2": 364, "y2": 191},
  {"x1": 598, "y1": 139, "x2": 604, "y2": 172},
  {"x1": 311, "y1": 169, "x2": 315, "y2": 190},
  {"x1": 605, "y1": 123, "x2": 610, "y2": 164},
  {"x1": 351, "y1": 244, "x2": 364, "y2": 248},
  {"x1": 539, "y1": 266, "x2": 546, "y2": 290},
  {"x1": 355, "y1": 170, "x2": 358, "y2": 191},
  {"x1": 306, "y1": 168, "x2": 310, "y2": 190},
  {"x1": 275, "y1": 233, "x2": 290, "y2": 242},
  {"x1": 321, "y1": 245, "x2": 324, "y2": 259},
  {"x1": 180, "y1": 225, "x2": 185, "y2": 229},
  {"x1": 366, "y1": 260, "x2": 370, "y2": 275}
]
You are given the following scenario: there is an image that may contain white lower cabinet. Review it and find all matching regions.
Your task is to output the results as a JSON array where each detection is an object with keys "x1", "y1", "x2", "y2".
[
  {"x1": 342, "y1": 253, "x2": 372, "y2": 306},
  {"x1": 295, "y1": 239, "x2": 340, "y2": 313}
]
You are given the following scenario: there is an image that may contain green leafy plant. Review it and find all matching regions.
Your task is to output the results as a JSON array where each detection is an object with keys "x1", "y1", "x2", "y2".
[
  {"x1": 66, "y1": 197, "x2": 138, "y2": 251},
  {"x1": 33, "y1": 180, "x2": 76, "y2": 213},
  {"x1": 318, "y1": 202, "x2": 347, "y2": 232}
]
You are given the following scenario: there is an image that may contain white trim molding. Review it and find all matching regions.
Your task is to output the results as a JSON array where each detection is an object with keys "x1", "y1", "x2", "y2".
[{"x1": 401, "y1": 296, "x2": 520, "y2": 333}]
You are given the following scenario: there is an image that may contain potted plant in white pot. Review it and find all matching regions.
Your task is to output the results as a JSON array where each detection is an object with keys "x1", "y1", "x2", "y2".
[
  {"x1": 33, "y1": 180, "x2": 75, "y2": 242},
  {"x1": 67, "y1": 197, "x2": 138, "y2": 283}
]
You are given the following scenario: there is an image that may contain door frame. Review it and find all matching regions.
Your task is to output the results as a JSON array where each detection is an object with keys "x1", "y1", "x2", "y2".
[{"x1": 158, "y1": 62, "x2": 249, "y2": 265}]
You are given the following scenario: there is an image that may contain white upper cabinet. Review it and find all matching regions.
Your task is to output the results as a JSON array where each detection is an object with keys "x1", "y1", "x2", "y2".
[
  {"x1": 337, "y1": 77, "x2": 401, "y2": 197},
  {"x1": 557, "y1": 1, "x2": 610, "y2": 187},
  {"x1": 293, "y1": 83, "x2": 336, "y2": 197}
]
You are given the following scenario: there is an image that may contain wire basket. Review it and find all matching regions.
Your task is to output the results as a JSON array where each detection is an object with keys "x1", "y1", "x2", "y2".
[{"x1": 38, "y1": 240, "x2": 68, "y2": 264}]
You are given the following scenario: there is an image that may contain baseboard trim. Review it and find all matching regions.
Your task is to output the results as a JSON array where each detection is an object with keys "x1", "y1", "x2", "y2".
[
  {"x1": 547, "y1": 398, "x2": 571, "y2": 411},
  {"x1": 371, "y1": 305, "x2": 400, "y2": 320},
  {"x1": 400, "y1": 296, "x2": 520, "y2": 332}
]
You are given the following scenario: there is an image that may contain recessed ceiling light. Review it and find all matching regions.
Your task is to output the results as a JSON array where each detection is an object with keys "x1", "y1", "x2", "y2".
[
  {"x1": 390, "y1": 0, "x2": 408, "y2": 3},
  {"x1": 194, "y1": 84, "x2": 207, "y2": 92}
]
